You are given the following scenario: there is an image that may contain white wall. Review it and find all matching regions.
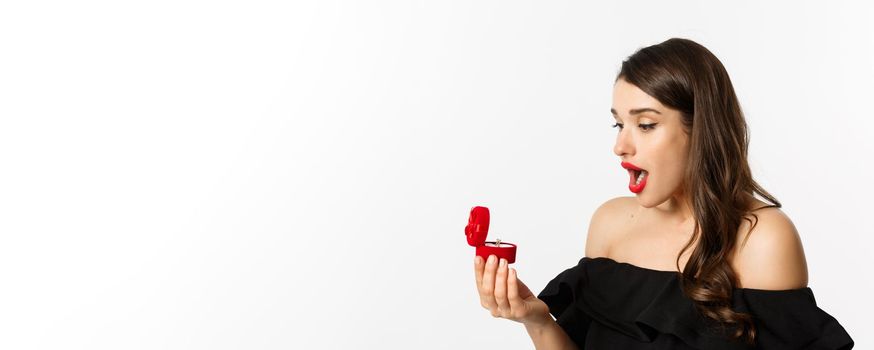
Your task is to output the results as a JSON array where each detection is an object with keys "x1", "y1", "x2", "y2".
[{"x1": 1, "y1": 1, "x2": 870, "y2": 349}]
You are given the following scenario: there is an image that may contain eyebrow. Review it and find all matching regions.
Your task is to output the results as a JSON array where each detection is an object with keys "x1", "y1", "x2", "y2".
[{"x1": 610, "y1": 108, "x2": 662, "y2": 116}]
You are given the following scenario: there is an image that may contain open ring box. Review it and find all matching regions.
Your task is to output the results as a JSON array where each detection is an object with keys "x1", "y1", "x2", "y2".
[{"x1": 465, "y1": 206, "x2": 517, "y2": 264}]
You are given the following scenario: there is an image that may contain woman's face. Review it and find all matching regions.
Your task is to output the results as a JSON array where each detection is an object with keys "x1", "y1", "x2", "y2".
[{"x1": 611, "y1": 78, "x2": 690, "y2": 209}]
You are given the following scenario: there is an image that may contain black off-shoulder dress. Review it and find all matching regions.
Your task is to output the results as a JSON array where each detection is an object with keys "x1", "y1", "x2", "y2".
[{"x1": 537, "y1": 256, "x2": 854, "y2": 349}]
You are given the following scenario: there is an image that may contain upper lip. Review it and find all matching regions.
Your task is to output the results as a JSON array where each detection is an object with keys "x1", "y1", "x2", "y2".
[{"x1": 621, "y1": 161, "x2": 646, "y2": 171}]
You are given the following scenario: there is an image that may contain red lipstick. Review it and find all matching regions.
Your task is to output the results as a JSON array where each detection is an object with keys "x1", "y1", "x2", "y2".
[{"x1": 621, "y1": 161, "x2": 649, "y2": 194}]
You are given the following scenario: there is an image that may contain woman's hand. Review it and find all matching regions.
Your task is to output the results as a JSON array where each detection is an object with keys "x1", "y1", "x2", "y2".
[{"x1": 474, "y1": 254, "x2": 551, "y2": 326}]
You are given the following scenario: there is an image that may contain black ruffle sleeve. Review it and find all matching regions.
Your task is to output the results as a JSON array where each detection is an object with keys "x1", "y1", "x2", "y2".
[{"x1": 537, "y1": 257, "x2": 854, "y2": 350}]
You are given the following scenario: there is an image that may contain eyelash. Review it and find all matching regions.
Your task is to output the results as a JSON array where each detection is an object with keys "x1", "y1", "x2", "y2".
[{"x1": 612, "y1": 122, "x2": 656, "y2": 131}]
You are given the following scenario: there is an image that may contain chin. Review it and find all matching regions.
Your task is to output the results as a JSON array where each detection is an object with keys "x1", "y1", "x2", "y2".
[{"x1": 633, "y1": 193, "x2": 664, "y2": 209}]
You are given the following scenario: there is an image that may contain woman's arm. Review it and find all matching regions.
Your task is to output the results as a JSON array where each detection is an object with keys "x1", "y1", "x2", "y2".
[{"x1": 523, "y1": 314, "x2": 580, "y2": 350}]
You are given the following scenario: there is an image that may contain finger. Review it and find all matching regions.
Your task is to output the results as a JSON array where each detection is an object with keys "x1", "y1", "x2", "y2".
[
  {"x1": 474, "y1": 255, "x2": 487, "y2": 308},
  {"x1": 494, "y1": 258, "x2": 510, "y2": 315},
  {"x1": 507, "y1": 267, "x2": 523, "y2": 313},
  {"x1": 474, "y1": 255, "x2": 484, "y2": 289},
  {"x1": 480, "y1": 254, "x2": 498, "y2": 310}
]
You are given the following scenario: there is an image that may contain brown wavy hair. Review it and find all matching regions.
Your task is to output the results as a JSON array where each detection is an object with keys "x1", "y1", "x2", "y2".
[{"x1": 615, "y1": 38, "x2": 782, "y2": 346}]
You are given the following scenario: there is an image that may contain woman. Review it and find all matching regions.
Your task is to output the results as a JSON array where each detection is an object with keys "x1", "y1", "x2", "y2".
[{"x1": 472, "y1": 38, "x2": 854, "y2": 349}]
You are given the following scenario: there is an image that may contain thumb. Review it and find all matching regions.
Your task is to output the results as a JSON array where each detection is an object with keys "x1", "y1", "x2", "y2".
[{"x1": 512, "y1": 268, "x2": 535, "y2": 299}]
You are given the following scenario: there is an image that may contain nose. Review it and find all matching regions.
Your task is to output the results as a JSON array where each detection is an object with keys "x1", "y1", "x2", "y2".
[{"x1": 613, "y1": 128, "x2": 634, "y2": 157}]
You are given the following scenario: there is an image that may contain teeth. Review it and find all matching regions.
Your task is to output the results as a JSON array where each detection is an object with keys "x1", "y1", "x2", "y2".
[{"x1": 635, "y1": 170, "x2": 647, "y2": 185}]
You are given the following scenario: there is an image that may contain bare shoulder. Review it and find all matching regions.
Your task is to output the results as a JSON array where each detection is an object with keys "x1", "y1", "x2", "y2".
[
  {"x1": 585, "y1": 196, "x2": 635, "y2": 258},
  {"x1": 733, "y1": 207, "x2": 809, "y2": 290}
]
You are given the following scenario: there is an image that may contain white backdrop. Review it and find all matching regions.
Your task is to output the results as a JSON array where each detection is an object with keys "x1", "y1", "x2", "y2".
[{"x1": 1, "y1": 1, "x2": 871, "y2": 349}]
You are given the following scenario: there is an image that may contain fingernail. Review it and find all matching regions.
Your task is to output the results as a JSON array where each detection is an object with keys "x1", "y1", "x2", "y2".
[
  {"x1": 475, "y1": 256, "x2": 481, "y2": 265},
  {"x1": 500, "y1": 258, "x2": 506, "y2": 266},
  {"x1": 488, "y1": 255, "x2": 496, "y2": 264}
]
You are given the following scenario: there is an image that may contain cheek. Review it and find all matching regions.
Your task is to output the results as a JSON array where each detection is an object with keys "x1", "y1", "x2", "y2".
[
  {"x1": 662, "y1": 145, "x2": 689, "y2": 180},
  {"x1": 653, "y1": 138, "x2": 688, "y2": 181}
]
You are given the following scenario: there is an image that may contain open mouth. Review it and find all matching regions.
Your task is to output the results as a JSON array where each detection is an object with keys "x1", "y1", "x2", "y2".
[
  {"x1": 621, "y1": 162, "x2": 649, "y2": 192},
  {"x1": 628, "y1": 169, "x2": 648, "y2": 186}
]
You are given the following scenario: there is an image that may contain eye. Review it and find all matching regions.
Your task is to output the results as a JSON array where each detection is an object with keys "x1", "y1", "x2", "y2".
[{"x1": 612, "y1": 123, "x2": 657, "y2": 131}]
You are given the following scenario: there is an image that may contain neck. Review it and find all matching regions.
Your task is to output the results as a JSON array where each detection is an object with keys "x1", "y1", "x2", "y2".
[{"x1": 654, "y1": 193, "x2": 694, "y2": 226}]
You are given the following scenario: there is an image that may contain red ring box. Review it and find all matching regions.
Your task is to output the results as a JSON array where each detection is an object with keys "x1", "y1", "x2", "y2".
[{"x1": 465, "y1": 206, "x2": 516, "y2": 264}]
